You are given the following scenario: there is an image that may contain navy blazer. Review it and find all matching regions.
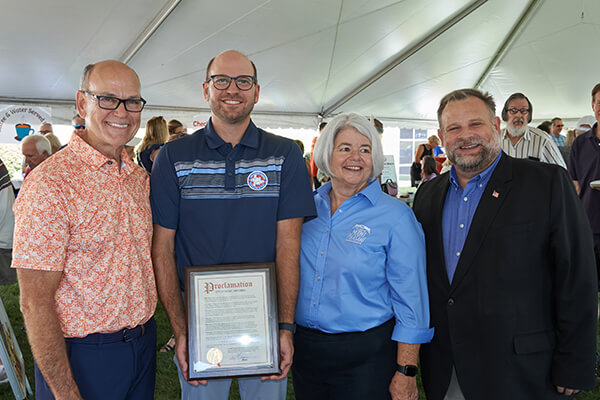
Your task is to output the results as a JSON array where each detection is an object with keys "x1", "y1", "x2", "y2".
[{"x1": 413, "y1": 152, "x2": 597, "y2": 400}]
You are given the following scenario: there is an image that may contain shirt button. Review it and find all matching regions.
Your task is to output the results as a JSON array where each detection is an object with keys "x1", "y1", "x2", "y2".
[
  {"x1": 448, "y1": 298, "x2": 455, "y2": 306},
  {"x1": 456, "y1": 252, "x2": 460, "y2": 257},
  {"x1": 463, "y1": 197, "x2": 468, "y2": 202},
  {"x1": 339, "y1": 209, "x2": 343, "y2": 213},
  {"x1": 313, "y1": 302, "x2": 316, "y2": 306},
  {"x1": 227, "y1": 172, "x2": 233, "y2": 176},
  {"x1": 317, "y1": 276, "x2": 321, "y2": 280},
  {"x1": 459, "y1": 224, "x2": 464, "y2": 228},
  {"x1": 320, "y1": 251, "x2": 324, "y2": 255}
]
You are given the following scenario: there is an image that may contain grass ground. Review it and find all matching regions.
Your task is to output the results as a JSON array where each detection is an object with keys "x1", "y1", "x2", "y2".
[{"x1": 0, "y1": 282, "x2": 598, "y2": 399}]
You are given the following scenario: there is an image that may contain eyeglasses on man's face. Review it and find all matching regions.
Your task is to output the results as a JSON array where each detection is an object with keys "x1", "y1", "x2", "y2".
[
  {"x1": 73, "y1": 124, "x2": 86, "y2": 130},
  {"x1": 207, "y1": 75, "x2": 257, "y2": 91},
  {"x1": 507, "y1": 108, "x2": 529, "y2": 115},
  {"x1": 82, "y1": 91, "x2": 146, "y2": 112}
]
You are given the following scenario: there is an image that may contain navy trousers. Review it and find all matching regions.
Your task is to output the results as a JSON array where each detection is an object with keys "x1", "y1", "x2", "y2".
[
  {"x1": 35, "y1": 317, "x2": 156, "y2": 400},
  {"x1": 292, "y1": 318, "x2": 397, "y2": 400}
]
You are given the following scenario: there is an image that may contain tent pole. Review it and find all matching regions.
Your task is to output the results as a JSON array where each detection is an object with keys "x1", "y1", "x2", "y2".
[
  {"x1": 473, "y1": 0, "x2": 544, "y2": 89},
  {"x1": 120, "y1": 0, "x2": 182, "y2": 64}
]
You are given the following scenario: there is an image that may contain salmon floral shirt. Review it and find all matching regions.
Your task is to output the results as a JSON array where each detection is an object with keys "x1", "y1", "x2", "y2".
[{"x1": 12, "y1": 134, "x2": 157, "y2": 338}]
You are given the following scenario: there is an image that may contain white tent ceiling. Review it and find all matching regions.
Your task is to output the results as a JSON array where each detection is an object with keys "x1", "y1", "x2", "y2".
[{"x1": 1, "y1": 0, "x2": 599, "y2": 129}]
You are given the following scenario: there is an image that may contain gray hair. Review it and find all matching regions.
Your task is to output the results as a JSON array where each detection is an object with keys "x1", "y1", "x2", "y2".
[
  {"x1": 80, "y1": 64, "x2": 95, "y2": 91},
  {"x1": 22, "y1": 134, "x2": 52, "y2": 155},
  {"x1": 313, "y1": 113, "x2": 384, "y2": 180}
]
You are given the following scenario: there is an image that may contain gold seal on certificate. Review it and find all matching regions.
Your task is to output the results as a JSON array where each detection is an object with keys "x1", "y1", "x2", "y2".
[
  {"x1": 206, "y1": 348, "x2": 223, "y2": 365},
  {"x1": 185, "y1": 263, "x2": 281, "y2": 379}
]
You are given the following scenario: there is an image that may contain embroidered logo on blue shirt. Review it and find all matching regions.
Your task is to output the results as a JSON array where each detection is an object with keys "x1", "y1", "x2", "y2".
[
  {"x1": 346, "y1": 224, "x2": 371, "y2": 244},
  {"x1": 247, "y1": 171, "x2": 268, "y2": 190}
]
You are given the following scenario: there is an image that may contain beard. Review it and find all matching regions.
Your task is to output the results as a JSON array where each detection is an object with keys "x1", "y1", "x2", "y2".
[
  {"x1": 506, "y1": 119, "x2": 526, "y2": 137},
  {"x1": 446, "y1": 132, "x2": 501, "y2": 174},
  {"x1": 209, "y1": 93, "x2": 256, "y2": 125}
]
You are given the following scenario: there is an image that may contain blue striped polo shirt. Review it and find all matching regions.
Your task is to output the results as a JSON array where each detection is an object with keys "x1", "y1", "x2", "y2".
[{"x1": 150, "y1": 118, "x2": 316, "y2": 289}]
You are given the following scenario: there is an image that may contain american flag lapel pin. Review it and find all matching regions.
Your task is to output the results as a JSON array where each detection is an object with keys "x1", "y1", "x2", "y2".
[{"x1": 492, "y1": 190, "x2": 499, "y2": 198}]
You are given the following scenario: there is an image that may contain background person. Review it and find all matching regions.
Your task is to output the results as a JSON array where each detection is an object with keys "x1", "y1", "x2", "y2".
[
  {"x1": 411, "y1": 135, "x2": 439, "y2": 187},
  {"x1": 500, "y1": 93, "x2": 565, "y2": 168},
  {"x1": 137, "y1": 116, "x2": 168, "y2": 173},
  {"x1": 293, "y1": 113, "x2": 432, "y2": 400},
  {"x1": 569, "y1": 83, "x2": 600, "y2": 288},
  {"x1": 0, "y1": 158, "x2": 15, "y2": 285},
  {"x1": 419, "y1": 155, "x2": 438, "y2": 184},
  {"x1": 167, "y1": 119, "x2": 187, "y2": 142},
  {"x1": 21, "y1": 134, "x2": 51, "y2": 177}
]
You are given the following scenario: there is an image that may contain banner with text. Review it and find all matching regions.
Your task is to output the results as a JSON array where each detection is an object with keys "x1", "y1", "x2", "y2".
[{"x1": 0, "y1": 105, "x2": 51, "y2": 144}]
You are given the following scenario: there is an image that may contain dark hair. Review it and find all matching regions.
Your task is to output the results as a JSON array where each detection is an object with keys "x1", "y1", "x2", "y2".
[
  {"x1": 422, "y1": 155, "x2": 437, "y2": 177},
  {"x1": 501, "y1": 93, "x2": 532, "y2": 123},
  {"x1": 205, "y1": 54, "x2": 257, "y2": 81},
  {"x1": 537, "y1": 121, "x2": 551, "y2": 134},
  {"x1": 437, "y1": 88, "x2": 496, "y2": 128},
  {"x1": 592, "y1": 83, "x2": 600, "y2": 102},
  {"x1": 551, "y1": 117, "x2": 562, "y2": 124},
  {"x1": 318, "y1": 122, "x2": 328, "y2": 131}
]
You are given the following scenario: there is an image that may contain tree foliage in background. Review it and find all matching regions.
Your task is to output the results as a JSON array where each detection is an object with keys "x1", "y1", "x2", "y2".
[{"x1": 0, "y1": 145, "x2": 22, "y2": 179}]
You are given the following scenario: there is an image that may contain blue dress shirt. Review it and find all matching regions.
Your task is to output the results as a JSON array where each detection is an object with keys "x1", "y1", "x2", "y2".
[
  {"x1": 552, "y1": 134, "x2": 566, "y2": 147},
  {"x1": 442, "y1": 153, "x2": 502, "y2": 282},
  {"x1": 297, "y1": 179, "x2": 434, "y2": 344}
]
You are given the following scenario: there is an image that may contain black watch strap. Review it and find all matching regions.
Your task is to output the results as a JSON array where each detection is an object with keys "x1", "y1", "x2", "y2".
[
  {"x1": 397, "y1": 364, "x2": 418, "y2": 377},
  {"x1": 278, "y1": 322, "x2": 296, "y2": 333}
]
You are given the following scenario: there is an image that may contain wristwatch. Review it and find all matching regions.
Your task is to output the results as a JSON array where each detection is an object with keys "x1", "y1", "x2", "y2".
[
  {"x1": 397, "y1": 364, "x2": 418, "y2": 377},
  {"x1": 278, "y1": 322, "x2": 296, "y2": 333}
]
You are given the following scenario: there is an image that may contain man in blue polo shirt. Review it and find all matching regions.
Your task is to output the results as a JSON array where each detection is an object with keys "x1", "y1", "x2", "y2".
[{"x1": 150, "y1": 50, "x2": 316, "y2": 400}]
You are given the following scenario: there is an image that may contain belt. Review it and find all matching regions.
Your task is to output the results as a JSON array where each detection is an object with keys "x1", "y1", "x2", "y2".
[{"x1": 65, "y1": 317, "x2": 154, "y2": 344}]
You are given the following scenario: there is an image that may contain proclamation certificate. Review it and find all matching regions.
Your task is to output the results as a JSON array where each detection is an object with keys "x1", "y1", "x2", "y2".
[{"x1": 185, "y1": 263, "x2": 280, "y2": 379}]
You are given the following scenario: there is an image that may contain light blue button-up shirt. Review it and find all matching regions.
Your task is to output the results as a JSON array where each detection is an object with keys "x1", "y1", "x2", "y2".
[
  {"x1": 442, "y1": 153, "x2": 502, "y2": 282},
  {"x1": 296, "y1": 179, "x2": 434, "y2": 344}
]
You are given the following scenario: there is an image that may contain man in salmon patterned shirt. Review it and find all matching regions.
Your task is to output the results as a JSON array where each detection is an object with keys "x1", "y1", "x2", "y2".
[{"x1": 12, "y1": 60, "x2": 157, "y2": 400}]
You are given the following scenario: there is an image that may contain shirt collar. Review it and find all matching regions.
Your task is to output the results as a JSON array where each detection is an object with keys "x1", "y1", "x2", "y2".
[
  {"x1": 502, "y1": 125, "x2": 530, "y2": 141},
  {"x1": 316, "y1": 178, "x2": 381, "y2": 206},
  {"x1": 204, "y1": 118, "x2": 260, "y2": 149},
  {"x1": 448, "y1": 152, "x2": 502, "y2": 190},
  {"x1": 68, "y1": 133, "x2": 136, "y2": 175}
]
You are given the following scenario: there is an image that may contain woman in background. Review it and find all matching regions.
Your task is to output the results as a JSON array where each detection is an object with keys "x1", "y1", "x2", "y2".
[
  {"x1": 167, "y1": 119, "x2": 187, "y2": 142},
  {"x1": 420, "y1": 155, "x2": 438, "y2": 184},
  {"x1": 137, "y1": 116, "x2": 168, "y2": 173}
]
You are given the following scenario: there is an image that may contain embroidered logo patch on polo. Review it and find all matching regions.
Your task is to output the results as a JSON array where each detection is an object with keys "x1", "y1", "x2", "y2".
[
  {"x1": 247, "y1": 171, "x2": 268, "y2": 191},
  {"x1": 346, "y1": 224, "x2": 371, "y2": 244}
]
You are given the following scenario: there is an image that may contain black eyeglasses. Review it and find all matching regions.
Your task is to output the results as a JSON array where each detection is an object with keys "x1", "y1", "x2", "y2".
[
  {"x1": 83, "y1": 91, "x2": 147, "y2": 112},
  {"x1": 507, "y1": 108, "x2": 529, "y2": 115},
  {"x1": 73, "y1": 124, "x2": 86, "y2": 130},
  {"x1": 207, "y1": 75, "x2": 257, "y2": 91}
]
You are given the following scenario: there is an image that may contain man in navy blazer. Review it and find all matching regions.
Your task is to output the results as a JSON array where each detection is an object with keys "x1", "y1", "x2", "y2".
[{"x1": 413, "y1": 88, "x2": 597, "y2": 399}]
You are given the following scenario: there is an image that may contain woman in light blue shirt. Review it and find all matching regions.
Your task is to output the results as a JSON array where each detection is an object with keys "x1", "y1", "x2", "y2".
[{"x1": 293, "y1": 113, "x2": 433, "y2": 400}]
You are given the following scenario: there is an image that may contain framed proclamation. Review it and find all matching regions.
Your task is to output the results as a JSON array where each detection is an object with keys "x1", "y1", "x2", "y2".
[{"x1": 185, "y1": 263, "x2": 280, "y2": 379}]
